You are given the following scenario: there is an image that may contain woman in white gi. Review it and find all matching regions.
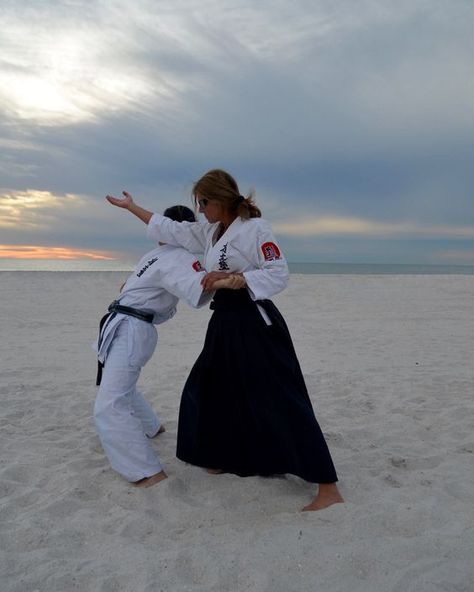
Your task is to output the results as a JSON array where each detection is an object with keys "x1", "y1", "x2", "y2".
[
  {"x1": 106, "y1": 171, "x2": 344, "y2": 510},
  {"x1": 94, "y1": 205, "x2": 239, "y2": 488}
]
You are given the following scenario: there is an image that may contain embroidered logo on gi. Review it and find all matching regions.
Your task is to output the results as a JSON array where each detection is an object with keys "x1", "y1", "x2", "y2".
[
  {"x1": 218, "y1": 243, "x2": 230, "y2": 270},
  {"x1": 261, "y1": 242, "x2": 281, "y2": 261},
  {"x1": 192, "y1": 260, "x2": 203, "y2": 272},
  {"x1": 137, "y1": 257, "x2": 158, "y2": 277}
]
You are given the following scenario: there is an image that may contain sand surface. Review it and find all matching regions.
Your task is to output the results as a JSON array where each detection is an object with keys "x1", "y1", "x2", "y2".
[{"x1": 1, "y1": 271, "x2": 473, "y2": 592}]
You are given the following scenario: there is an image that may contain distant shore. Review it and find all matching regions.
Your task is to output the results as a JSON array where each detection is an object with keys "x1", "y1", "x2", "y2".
[{"x1": 1, "y1": 258, "x2": 474, "y2": 274}]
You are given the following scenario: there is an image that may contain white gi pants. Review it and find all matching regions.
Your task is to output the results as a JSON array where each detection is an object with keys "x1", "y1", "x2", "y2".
[{"x1": 94, "y1": 319, "x2": 163, "y2": 482}]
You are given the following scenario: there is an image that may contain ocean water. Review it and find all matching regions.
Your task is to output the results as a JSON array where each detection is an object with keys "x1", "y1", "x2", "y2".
[
  {"x1": 287, "y1": 262, "x2": 474, "y2": 275},
  {"x1": 1, "y1": 258, "x2": 474, "y2": 274}
]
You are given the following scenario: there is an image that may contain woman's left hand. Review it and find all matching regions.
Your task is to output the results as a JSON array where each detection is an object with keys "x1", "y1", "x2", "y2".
[{"x1": 201, "y1": 271, "x2": 232, "y2": 291}]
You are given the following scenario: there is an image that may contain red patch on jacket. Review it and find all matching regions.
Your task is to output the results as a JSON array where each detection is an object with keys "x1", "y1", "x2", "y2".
[
  {"x1": 192, "y1": 260, "x2": 203, "y2": 271},
  {"x1": 261, "y1": 242, "x2": 281, "y2": 261}
]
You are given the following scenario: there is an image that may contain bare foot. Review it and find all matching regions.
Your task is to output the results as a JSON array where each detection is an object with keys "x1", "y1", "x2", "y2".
[
  {"x1": 302, "y1": 483, "x2": 344, "y2": 511},
  {"x1": 148, "y1": 425, "x2": 166, "y2": 439},
  {"x1": 133, "y1": 470, "x2": 168, "y2": 488},
  {"x1": 205, "y1": 468, "x2": 224, "y2": 474}
]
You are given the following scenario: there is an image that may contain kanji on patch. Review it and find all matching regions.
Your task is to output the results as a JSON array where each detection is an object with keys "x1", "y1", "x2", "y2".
[{"x1": 261, "y1": 242, "x2": 281, "y2": 261}]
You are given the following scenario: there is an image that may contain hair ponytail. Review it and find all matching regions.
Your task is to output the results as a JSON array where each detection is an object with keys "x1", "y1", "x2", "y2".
[{"x1": 237, "y1": 191, "x2": 261, "y2": 219}]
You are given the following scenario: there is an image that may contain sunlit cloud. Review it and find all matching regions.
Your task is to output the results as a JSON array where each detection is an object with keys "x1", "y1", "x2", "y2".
[
  {"x1": 0, "y1": 245, "x2": 115, "y2": 260},
  {"x1": 273, "y1": 217, "x2": 474, "y2": 239},
  {"x1": 0, "y1": 189, "x2": 85, "y2": 229},
  {"x1": 0, "y1": 19, "x2": 161, "y2": 124}
]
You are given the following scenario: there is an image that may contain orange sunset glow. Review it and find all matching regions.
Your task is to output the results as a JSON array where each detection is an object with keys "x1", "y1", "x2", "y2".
[{"x1": 0, "y1": 245, "x2": 115, "y2": 260}]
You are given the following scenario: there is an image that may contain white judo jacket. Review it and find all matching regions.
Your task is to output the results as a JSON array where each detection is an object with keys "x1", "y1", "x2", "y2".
[
  {"x1": 146, "y1": 214, "x2": 289, "y2": 302},
  {"x1": 95, "y1": 244, "x2": 210, "y2": 365}
]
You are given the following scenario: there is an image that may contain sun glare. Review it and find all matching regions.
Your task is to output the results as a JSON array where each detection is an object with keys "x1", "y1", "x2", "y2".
[
  {"x1": 273, "y1": 217, "x2": 474, "y2": 239},
  {"x1": 0, "y1": 26, "x2": 157, "y2": 124},
  {"x1": 0, "y1": 245, "x2": 115, "y2": 260},
  {"x1": 3, "y1": 76, "x2": 86, "y2": 121}
]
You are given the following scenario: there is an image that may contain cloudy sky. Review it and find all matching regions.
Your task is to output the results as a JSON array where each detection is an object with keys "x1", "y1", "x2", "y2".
[{"x1": 1, "y1": 0, "x2": 473, "y2": 265}]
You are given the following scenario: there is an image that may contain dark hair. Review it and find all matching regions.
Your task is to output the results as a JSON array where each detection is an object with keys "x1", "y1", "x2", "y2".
[
  {"x1": 163, "y1": 205, "x2": 196, "y2": 223},
  {"x1": 192, "y1": 169, "x2": 261, "y2": 219}
]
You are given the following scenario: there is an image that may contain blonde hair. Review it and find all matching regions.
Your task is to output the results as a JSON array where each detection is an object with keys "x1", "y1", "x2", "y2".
[{"x1": 192, "y1": 169, "x2": 261, "y2": 219}]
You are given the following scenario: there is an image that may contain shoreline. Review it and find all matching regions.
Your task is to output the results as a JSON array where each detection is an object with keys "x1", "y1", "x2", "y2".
[{"x1": 2, "y1": 260, "x2": 474, "y2": 275}]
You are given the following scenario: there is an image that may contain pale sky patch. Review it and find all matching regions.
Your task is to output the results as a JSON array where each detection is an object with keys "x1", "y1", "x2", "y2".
[
  {"x1": 434, "y1": 250, "x2": 474, "y2": 264},
  {"x1": 274, "y1": 217, "x2": 474, "y2": 239}
]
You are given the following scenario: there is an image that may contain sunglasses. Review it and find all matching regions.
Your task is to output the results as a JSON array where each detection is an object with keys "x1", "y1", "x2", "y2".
[{"x1": 198, "y1": 198, "x2": 209, "y2": 208}]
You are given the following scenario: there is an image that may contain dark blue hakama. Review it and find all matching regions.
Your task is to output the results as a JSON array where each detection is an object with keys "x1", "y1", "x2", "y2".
[{"x1": 176, "y1": 289, "x2": 338, "y2": 483}]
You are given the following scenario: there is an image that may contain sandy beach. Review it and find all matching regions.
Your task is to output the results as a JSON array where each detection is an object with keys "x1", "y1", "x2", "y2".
[{"x1": 1, "y1": 271, "x2": 473, "y2": 592}]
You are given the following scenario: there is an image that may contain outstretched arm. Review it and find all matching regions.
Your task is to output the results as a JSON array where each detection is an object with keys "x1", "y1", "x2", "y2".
[
  {"x1": 106, "y1": 191, "x2": 153, "y2": 225},
  {"x1": 108, "y1": 190, "x2": 209, "y2": 252}
]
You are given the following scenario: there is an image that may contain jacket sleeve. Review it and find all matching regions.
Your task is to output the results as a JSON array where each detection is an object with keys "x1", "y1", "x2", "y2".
[
  {"x1": 159, "y1": 251, "x2": 212, "y2": 308},
  {"x1": 243, "y1": 221, "x2": 289, "y2": 301},
  {"x1": 146, "y1": 213, "x2": 209, "y2": 254}
]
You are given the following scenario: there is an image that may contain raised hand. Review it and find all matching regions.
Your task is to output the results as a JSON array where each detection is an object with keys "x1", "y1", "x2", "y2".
[
  {"x1": 105, "y1": 191, "x2": 153, "y2": 224},
  {"x1": 106, "y1": 191, "x2": 134, "y2": 209}
]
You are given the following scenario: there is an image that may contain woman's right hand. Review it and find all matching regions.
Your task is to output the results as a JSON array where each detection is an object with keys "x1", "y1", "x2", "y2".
[
  {"x1": 201, "y1": 271, "x2": 231, "y2": 291},
  {"x1": 106, "y1": 191, "x2": 134, "y2": 209},
  {"x1": 210, "y1": 274, "x2": 247, "y2": 291}
]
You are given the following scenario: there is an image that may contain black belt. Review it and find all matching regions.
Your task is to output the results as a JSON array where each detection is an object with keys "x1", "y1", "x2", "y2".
[
  {"x1": 95, "y1": 302, "x2": 154, "y2": 386},
  {"x1": 107, "y1": 300, "x2": 154, "y2": 323},
  {"x1": 96, "y1": 311, "x2": 115, "y2": 386}
]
